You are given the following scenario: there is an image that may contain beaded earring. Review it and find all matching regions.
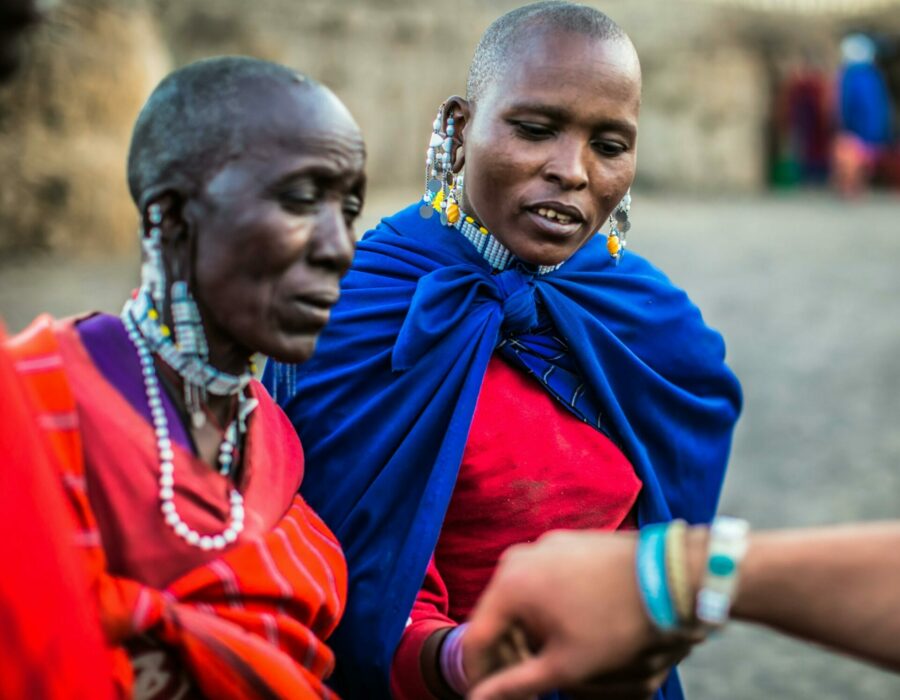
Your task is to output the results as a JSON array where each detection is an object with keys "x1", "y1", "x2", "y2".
[
  {"x1": 606, "y1": 190, "x2": 632, "y2": 263},
  {"x1": 141, "y1": 204, "x2": 166, "y2": 309},
  {"x1": 420, "y1": 106, "x2": 461, "y2": 226},
  {"x1": 170, "y1": 280, "x2": 209, "y2": 428}
]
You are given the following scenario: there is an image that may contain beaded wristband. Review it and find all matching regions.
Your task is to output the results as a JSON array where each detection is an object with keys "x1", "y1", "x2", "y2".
[
  {"x1": 696, "y1": 516, "x2": 750, "y2": 626},
  {"x1": 439, "y1": 623, "x2": 469, "y2": 696},
  {"x1": 665, "y1": 519, "x2": 693, "y2": 624},
  {"x1": 636, "y1": 523, "x2": 679, "y2": 631}
]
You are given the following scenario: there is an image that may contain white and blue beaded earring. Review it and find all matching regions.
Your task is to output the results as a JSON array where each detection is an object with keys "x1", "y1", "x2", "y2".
[
  {"x1": 420, "y1": 106, "x2": 461, "y2": 226},
  {"x1": 607, "y1": 190, "x2": 632, "y2": 263},
  {"x1": 170, "y1": 280, "x2": 209, "y2": 428},
  {"x1": 141, "y1": 203, "x2": 166, "y2": 309}
]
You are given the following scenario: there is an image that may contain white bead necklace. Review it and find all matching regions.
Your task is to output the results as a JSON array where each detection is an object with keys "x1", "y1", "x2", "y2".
[{"x1": 123, "y1": 309, "x2": 245, "y2": 551}]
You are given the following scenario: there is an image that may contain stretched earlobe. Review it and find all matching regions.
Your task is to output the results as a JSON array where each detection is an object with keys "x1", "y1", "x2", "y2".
[
  {"x1": 441, "y1": 96, "x2": 470, "y2": 174},
  {"x1": 420, "y1": 100, "x2": 467, "y2": 225}
]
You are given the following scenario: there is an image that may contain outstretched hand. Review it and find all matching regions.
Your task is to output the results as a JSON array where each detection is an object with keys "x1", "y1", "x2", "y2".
[{"x1": 463, "y1": 530, "x2": 705, "y2": 700}]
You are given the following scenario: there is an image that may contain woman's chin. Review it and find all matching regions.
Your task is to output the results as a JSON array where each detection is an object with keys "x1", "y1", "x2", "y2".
[
  {"x1": 512, "y1": 247, "x2": 570, "y2": 268},
  {"x1": 497, "y1": 231, "x2": 584, "y2": 269},
  {"x1": 265, "y1": 335, "x2": 318, "y2": 366}
]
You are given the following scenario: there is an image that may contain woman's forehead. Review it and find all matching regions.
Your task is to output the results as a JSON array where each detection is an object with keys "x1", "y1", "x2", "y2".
[
  {"x1": 197, "y1": 85, "x2": 365, "y2": 196},
  {"x1": 239, "y1": 82, "x2": 357, "y2": 136},
  {"x1": 499, "y1": 29, "x2": 639, "y2": 96},
  {"x1": 478, "y1": 32, "x2": 641, "y2": 123},
  {"x1": 485, "y1": 27, "x2": 641, "y2": 102}
]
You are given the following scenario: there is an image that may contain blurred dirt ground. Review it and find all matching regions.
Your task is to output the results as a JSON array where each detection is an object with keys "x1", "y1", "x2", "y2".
[{"x1": 2, "y1": 190, "x2": 900, "y2": 699}]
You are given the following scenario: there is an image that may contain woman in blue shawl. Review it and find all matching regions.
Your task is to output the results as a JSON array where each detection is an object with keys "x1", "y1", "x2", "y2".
[{"x1": 267, "y1": 3, "x2": 741, "y2": 699}]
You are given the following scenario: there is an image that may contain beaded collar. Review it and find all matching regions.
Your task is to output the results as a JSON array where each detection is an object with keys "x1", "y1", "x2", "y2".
[
  {"x1": 450, "y1": 210, "x2": 565, "y2": 276},
  {"x1": 123, "y1": 289, "x2": 252, "y2": 397}
]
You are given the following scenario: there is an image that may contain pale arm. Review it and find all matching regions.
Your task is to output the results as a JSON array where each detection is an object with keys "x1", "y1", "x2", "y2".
[
  {"x1": 731, "y1": 522, "x2": 900, "y2": 670},
  {"x1": 465, "y1": 521, "x2": 900, "y2": 700}
]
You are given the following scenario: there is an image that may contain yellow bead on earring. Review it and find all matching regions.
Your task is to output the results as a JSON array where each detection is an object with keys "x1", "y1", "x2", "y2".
[
  {"x1": 446, "y1": 201, "x2": 460, "y2": 224},
  {"x1": 607, "y1": 234, "x2": 621, "y2": 258},
  {"x1": 431, "y1": 189, "x2": 445, "y2": 212}
]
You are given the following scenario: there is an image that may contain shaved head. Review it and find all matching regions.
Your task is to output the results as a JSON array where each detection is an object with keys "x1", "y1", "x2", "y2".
[
  {"x1": 127, "y1": 56, "x2": 320, "y2": 211},
  {"x1": 466, "y1": 1, "x2": 634, "y2": 104}
]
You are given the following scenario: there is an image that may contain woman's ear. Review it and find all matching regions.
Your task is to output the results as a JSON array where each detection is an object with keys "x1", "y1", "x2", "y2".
[
  {"x1": 442, "y1": 95, "x2": 470, "y2": 174},
  {"x1": 141, "y1": 191, "x2": 186, "y2": 241},
  {"x1": 144, "y1": 191, "x2": 191, "y2": 282}
]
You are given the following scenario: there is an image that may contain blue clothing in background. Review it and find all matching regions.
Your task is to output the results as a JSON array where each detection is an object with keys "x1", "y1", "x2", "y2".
[{"x1": 840, "y1": 62, "x2": 893, "y2": 146}]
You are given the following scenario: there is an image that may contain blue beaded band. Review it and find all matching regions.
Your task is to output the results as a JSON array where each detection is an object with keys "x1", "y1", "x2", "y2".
[{"x1": 636, "y1": 522, "x2": 679, "y2": 631}]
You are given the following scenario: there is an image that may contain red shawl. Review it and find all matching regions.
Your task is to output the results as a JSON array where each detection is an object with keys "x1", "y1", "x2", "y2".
[{"x1": 8, "y1": 315, "x2": 347, "y2": 699}]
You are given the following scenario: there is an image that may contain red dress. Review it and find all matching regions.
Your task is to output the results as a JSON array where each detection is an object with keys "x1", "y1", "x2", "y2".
[{"x1": 390, "y1": 356, "x2": 642, "y2": 698}]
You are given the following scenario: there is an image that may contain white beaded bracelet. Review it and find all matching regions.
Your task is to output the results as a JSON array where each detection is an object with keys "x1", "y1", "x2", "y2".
[{"x1": 696, "y1": 516, "x2": 750, "y2": 626}]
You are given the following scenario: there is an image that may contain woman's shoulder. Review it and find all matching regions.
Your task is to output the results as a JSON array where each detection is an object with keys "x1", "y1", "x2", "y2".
[
  {"x1": 560, "y1": 237, "x2": 684, "y2": 302},
  {"x1": 347, "y1": 203, "x2": 483, "y2": 284},
  {"x1": 360, "y1": 202, "x2": 424, "y2": 242}
]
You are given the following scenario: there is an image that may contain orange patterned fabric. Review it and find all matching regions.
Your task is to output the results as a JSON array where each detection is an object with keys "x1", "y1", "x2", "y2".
[
  {"x1": 7, "y1": 315, "x2": 347, "y2": 700},
  {"x1": 0, "y1": 324, "x2": 116, "y2": 700}
]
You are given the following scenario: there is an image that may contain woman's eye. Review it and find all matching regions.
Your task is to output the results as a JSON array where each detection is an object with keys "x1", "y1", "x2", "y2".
[
  {"x1": 342, "y1": 196, "x2": 363, "y2": 222},
  {"x1": 514, "y1": 122, "x2": 554, "y2": 139},
  {"x1": 592, "y1": 140, "x2": 627, "y2": 157},
  {"x1": 280, "y1": 189, "x2": 318, "y2": 212}
]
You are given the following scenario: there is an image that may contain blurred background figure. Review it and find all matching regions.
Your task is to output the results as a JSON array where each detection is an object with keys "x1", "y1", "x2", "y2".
[
  {"x1": 771, "y1": 54, "x2": 832, "y2": 188},
  {"x1": 832, "y1": 33, "x2": 894, "y2": 197}
]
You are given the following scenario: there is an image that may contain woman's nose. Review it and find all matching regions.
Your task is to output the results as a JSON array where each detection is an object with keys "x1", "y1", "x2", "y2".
[
  {"x1": 308, "y1": 202, "x2": 355, "y2": 273},
  {"x1": 542, "y1": 136, "x2": 589, "y2": 191}
]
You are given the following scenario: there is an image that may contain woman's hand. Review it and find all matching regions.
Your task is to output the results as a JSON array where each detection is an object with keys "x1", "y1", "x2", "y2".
[
  {"x1": 559, "y1": 637, "x2": 697, "y2": 700},
  {"x1": 463, "y1": 530, "x2": 705, "y2": 700}
]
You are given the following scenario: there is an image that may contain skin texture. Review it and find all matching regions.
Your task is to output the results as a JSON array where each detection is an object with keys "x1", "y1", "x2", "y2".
[
  {"x1": 146, "y1": 79, "x2": 365, "y2": 462},
  {"x1": 446, "y1": 25, "x2": 641, "y2": 267},
  {"x1": 464, "y1": 523, "x2": 900, "y2": 700}
]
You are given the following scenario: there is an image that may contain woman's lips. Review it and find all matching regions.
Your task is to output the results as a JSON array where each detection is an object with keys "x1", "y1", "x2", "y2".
[
  {"x1": 286, "y1": 290, "x2": 339, "y2": 329},
  {"x1": 524, "y1": 208, "x2": 582, "y2": 238}
]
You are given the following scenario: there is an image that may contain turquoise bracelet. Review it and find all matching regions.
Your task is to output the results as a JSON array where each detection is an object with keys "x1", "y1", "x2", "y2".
[{"x1": 636, "y1": 522, "x2": 679, "y2": 631}]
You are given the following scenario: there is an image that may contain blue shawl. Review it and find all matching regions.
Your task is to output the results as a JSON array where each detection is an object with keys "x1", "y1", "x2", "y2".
[{"x1": 266, "y1": 203, "x2": 742, "y2": 699}]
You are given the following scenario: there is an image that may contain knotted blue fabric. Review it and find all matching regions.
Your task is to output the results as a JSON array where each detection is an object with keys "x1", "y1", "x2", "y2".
[
  {"x1": 393, "y1": 265, "x2": 538, "y2": 371},
  {"x1": 265, "y1": 203, "x2": 742, "y2": 700}
]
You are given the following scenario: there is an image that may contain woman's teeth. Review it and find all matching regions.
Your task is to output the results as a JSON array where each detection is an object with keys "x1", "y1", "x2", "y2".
[{"x1": 536, "y1": 207, "x2": 574, "y2": 225}]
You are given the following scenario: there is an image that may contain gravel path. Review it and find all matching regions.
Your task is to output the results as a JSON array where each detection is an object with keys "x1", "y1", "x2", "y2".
[{"x1": 2, "y1": 192, "x2": 899, "y2": 698}]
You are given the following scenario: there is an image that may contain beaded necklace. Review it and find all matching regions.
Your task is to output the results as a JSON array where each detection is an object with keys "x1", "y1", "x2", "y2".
[
  {"x1": 129, "y1": 289, "x2": 252, "y2": 397},
  {"x1": 450, "y1": 211, "x2": 564, "y2": 276},
  {"x1": 121, "y1": 295, "x2": 256, "y2": 551},
  {"x1": 429, "y1": 190, "x2": 564, "y2": 276}
]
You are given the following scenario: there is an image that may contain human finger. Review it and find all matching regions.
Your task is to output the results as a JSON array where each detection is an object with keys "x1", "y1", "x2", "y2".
[
  {"x1": 467, "y1": 653, "x2": 562, "y2": 700},
  {"x1": 587, "y1": 640, "x2": 693, "y2": 683},
  {"x1": 464, "y1": 580, "x2": 524, "y2": 682}
]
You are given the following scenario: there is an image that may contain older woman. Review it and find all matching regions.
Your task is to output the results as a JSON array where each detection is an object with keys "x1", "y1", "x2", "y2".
[
  {"x1": 268, "y1": 3, "x2": 741, "y2": 700},
  {"x1": 7, "y1": 56, "x2": 365, "y2": 699}
]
